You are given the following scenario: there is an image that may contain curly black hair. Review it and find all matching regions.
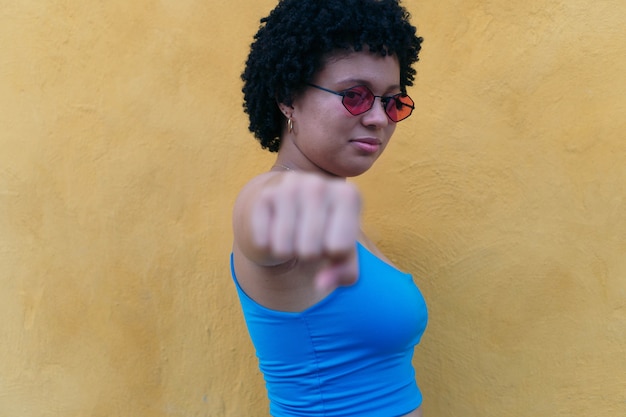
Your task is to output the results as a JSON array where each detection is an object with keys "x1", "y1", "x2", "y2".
[{"x1": 241, "y1": 0, "x2": 423, "y2": 152}]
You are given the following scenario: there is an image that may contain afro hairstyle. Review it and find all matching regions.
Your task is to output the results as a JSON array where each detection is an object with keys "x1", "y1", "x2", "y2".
[{"x1": 241, "y1": 0, "x2": 423, "y2": 152}]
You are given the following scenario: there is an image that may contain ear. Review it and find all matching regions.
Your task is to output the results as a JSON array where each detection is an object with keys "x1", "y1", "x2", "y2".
[{"x1": 277, "y1": 101, "x2": 294, "y2": 120}]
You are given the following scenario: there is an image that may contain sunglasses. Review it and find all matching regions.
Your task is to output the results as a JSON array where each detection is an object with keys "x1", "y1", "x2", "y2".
[{"x1": 308, "y1": 83, "x2": 414, "y2": 122}]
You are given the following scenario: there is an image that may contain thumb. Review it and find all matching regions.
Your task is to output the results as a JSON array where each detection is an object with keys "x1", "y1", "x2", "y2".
[{"x1": 314, "y1": 250, "x2": 359, "y2": 292}]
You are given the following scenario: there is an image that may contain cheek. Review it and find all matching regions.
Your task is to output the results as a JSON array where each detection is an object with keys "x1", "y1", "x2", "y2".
[
  {"x1": 299, "y1": 109, "x2": 354, "y2": 137},
  {"x1": 298, "y1": 95, "x2": 352, "y2": 123}
]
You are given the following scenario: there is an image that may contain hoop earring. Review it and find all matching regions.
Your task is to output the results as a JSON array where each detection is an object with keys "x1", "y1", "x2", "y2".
[{"x1": 287, "y1": 118, "x2": 294, "y2": 133}]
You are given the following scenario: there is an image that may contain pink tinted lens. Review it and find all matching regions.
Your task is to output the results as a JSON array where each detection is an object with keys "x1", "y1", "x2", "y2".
[{"x1": 342, "y1": 86, "x2": 375, "y2": 115}]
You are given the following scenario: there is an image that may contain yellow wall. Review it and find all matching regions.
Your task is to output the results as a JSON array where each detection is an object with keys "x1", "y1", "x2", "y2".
[{"x1": 1, "y1": 1, "x2": 624, "y2": 416}]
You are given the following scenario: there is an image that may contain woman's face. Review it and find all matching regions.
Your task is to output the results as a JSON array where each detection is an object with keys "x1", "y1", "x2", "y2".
[{"x1": 280, "y1": 50, "x2": 402, "y2": 177}]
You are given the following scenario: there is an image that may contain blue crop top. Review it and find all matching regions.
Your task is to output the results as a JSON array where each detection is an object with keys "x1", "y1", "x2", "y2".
[{"x1": 231, "y1": 242, "x2": 428, "y2": 417}]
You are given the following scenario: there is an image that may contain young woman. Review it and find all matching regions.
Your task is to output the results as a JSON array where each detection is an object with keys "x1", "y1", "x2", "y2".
[{"x1": 231, "y1": 1, "x2": 427, "y2": 415}]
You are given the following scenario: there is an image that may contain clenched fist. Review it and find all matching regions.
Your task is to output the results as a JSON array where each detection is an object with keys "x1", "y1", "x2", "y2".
[{"x1": 238, "y1": 171, "x2": 362, "y2": 291}]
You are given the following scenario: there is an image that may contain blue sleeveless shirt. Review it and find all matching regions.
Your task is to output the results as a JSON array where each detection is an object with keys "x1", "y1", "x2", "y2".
[{"x1": 231, "y1": 243, "x2": 428, "y2": 417}]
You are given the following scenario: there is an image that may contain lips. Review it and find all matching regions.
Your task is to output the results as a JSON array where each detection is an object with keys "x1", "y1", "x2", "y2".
[{"x1": 350, "y1": 137, "x2": 382, "y2": 154}]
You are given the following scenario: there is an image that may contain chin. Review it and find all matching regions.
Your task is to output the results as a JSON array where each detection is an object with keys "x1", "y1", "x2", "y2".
[{"x1": 339, "y1": 163, "x2": 375, "y2": 178}]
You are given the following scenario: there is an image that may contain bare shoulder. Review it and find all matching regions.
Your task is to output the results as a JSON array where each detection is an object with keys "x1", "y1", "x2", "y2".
[{"x1": 232, "y1": 246, "x2": 326, "y2": 312}]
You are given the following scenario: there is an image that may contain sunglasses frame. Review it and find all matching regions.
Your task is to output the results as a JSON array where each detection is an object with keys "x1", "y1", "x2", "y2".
[{"x1": 307, "y1": 83, "x2": 414, "y2": 122}]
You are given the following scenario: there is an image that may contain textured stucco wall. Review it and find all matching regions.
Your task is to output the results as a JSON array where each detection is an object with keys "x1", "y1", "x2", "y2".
[{"x1": 1, "y1": 1, "x2": 624, "y2": 417}]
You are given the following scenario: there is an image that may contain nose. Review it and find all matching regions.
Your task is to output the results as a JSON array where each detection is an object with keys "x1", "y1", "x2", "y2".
[{"x1": 360, "y1": 97, "x2": 390, "y2": 127}]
